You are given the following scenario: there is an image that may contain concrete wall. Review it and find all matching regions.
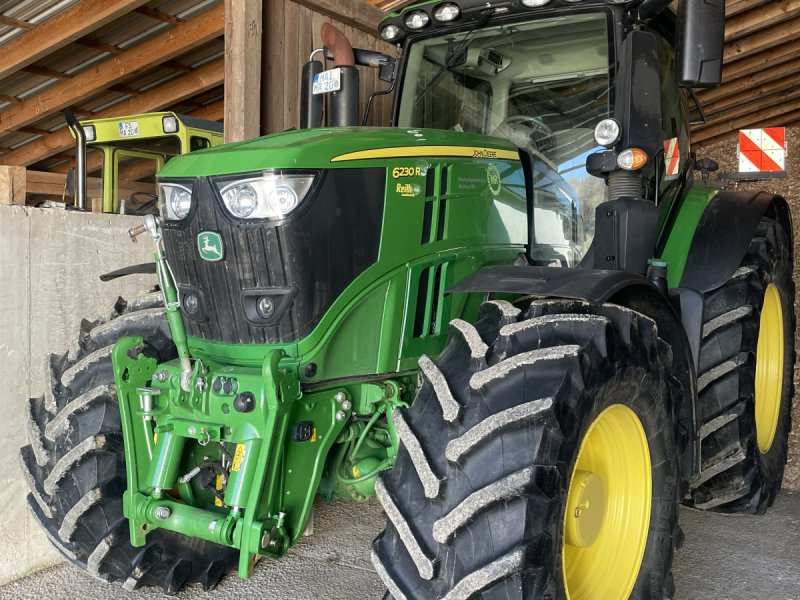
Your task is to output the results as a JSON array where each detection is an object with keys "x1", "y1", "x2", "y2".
[
  {"x1": 0, "y1": 206, "x2": 155, "y2": 584},
  {"x1": 697, "y1": 127, "x2": 800, "y2": 490}
]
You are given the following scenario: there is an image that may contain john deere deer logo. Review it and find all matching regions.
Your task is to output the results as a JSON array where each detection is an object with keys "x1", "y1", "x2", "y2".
[{"x1": 198, "y1": 231, "x2": 224, "y2": 262}]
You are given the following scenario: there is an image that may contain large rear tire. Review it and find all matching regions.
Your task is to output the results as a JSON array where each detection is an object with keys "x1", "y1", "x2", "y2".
[
  {"x1": 372, "y1": 300, "x2": 681, "y2": 599},
  {"x1": 690, "y1": 218, "x2": 795, "y2": 513},
  {"x1": 20, "y1": 293, "x2": 237, "y2": 593}
]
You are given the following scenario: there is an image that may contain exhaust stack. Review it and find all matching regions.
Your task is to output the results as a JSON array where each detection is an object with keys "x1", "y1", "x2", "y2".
[
  {"x1": 63, "y1": 109, "x2": 87, "y2": 210},
  {"x1": 320, "y1": 23, "x2": 359, "y2": 127}
]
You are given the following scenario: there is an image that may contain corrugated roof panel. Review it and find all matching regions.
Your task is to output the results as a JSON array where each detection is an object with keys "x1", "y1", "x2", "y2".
[{"x1": 0, "y1": 0, "x2": 81, "y2": 47}]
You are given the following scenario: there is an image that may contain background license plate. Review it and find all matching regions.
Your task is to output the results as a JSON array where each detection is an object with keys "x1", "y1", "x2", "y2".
[
  {"x1": 312, "y1": 68, "x2": 341, "y2": 95},
  {"x1": 118, "y1": 121, "x2": 139, "y2": 137}
]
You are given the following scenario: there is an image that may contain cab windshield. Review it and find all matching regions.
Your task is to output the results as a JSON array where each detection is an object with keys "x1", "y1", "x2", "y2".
[{"x1": 397, "y1": 11, "x2": 612, "y2": 264}]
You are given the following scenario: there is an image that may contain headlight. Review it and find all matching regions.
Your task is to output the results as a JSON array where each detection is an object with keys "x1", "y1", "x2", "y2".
[
  {"x1": 433, "y1": 3, "x2": 460, "y2": 22},
  {"x1": 214, "y1": 171, "x2": 316, "y2": 221},
  {"x1": 594, "y1": 118, "x2": 621, "y2": 147},
  {"x1": 404, "y1": 10, "x2": 430, "y2": 29},
  {"x1": 157, "y1": 181, "x2": 193, "y2": 220},
  {"x1": 380, "y1": 24, "x2": 402, "y2": 42}
]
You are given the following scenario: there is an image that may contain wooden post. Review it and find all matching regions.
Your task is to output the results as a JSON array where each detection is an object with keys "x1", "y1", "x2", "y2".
[
  {"x1": 224, "y1": 0, "x2": 263, "y2": 143},
  {"x1": 0, "y1": 166, "x2": 26, "y2": 206}
]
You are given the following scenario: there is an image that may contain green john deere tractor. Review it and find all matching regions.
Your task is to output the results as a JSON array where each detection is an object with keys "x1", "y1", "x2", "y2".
[{"x1": 21, "y1": 0, "x2": 794, "y2": 597}]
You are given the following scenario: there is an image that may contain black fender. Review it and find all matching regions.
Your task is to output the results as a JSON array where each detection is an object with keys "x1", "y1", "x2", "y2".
[
  {"x1": 450, "y1": 265, "x2": 700, "y2": 480},
  {"x1": 680, "y1": 191, "x2": 792, "y2": 293}
]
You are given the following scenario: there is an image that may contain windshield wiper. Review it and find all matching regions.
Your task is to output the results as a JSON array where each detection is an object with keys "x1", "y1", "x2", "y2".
[{"x1": 414, "y1": 8, "x2": 494, "y2": 106}]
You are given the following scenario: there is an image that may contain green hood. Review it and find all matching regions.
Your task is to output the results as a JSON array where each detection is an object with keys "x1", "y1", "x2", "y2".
[{"x1": 157, "y1": 127, "x2": 519, "y2": 178}]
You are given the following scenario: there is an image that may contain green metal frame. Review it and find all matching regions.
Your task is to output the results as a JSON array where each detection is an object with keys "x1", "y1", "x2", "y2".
[{"x1": 76, "y1": 111, "x2": 224, "y2": 212}]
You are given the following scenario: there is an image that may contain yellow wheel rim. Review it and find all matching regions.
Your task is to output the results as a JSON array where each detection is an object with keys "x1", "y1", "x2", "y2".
[
  {"x1": 562, "y1": 404, "x2": 652, "y2": 600},
  {"x1": 755, "y1": 283, "x2": 784, "y2": 454}
]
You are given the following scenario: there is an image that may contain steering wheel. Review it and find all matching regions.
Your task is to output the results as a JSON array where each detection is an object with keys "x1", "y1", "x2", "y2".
[{"x1": 127, "y1": 191, "x2": 159, "y2": 216}]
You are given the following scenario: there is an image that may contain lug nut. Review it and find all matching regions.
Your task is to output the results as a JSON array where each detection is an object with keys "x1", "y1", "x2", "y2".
[
  {"x1": 154, "y1": 506, "x2": 171, "y2": 520},
  {"x1": 335, "y1": 410, "x2": 346, "y2": 422},
  {"x1": 341, "y1": 400, "x2": 352, "y2": 411},
  {"x1": 334, "y1": 392, "x2": 346, "y2": 403}
]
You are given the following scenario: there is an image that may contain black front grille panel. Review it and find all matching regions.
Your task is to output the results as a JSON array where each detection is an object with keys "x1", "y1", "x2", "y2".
[{"x1": 162, "y1": 168, "x2": 385, "y2": 344}]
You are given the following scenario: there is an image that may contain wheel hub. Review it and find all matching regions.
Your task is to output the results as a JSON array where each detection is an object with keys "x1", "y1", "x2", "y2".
[
  {"x1": 755, "y1": 283, "x2": 784, "y2": 454},
  {"x1": 565, "y1": 470, "x2": 605, "y2": 548},
  {"x1": 562, "y1": 403, "x2": 652, "y2": 600}
]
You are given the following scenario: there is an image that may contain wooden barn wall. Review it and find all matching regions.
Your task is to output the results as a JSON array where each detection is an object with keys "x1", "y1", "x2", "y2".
[{"x1": 261, "y1": 0, "x2": 396, "y2": 135}]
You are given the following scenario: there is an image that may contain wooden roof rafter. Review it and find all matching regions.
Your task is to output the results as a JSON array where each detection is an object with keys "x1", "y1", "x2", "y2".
[
  {"x1": 2, "y1": 58, "x2": 225, "y2": 167},
  {"x1": 0, "y1": 4, "x2": 224, "y2": 136},
  {"x1": 0, "y1": 0, "x2": 152, "y2": 82}
]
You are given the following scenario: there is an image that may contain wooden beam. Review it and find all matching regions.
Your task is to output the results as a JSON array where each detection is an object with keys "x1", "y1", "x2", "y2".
[
  {"x1": 724, "y1": 15, "x2": 800, "y2": 63},
  {"x1": 718, "y1": 38, "x2": 800, "y2": 82},
  {"x1": 0, "y1": 166, "x2": 26, "y2": 205},
  {"x1": 261, "y1": 0, "x2": 286, "y2": 135},
  {"x1": 73, "y1": 37, "x2": 122, "y2": 55},
  {"x1": 0, "y1": 15, "x2": 34, "y2": 30},
  {"x1": 726, "y1": 0, "x2": 775, "y2": 17},
  {"x1": 703, "y1": 86, "x2": 800, "y2": 126},
  {"x1": 134, "y1": 6, "x2": 184, "y2": 25},
  {"x1": 703, "y1": 74, "x2": 798, "y2": 117},
  {"x1": 0, "y1": 4, "x2": 224, "y2": 136},
  {"x1": 189, "y1": 99, "x2": 224, "y2": 122},
  {"x1": 692, "y1": 94, "x2": 800, "y2": 143},
  {"x1": 724, "y1": 0, "x2": 800, "y2": 42},
  {"x1": 694, "y1": 108, "x2": 800, "y2": 148},
  {"x1": 22, "y1": 65, "x2": 71, "y2": 80},
  {"x1": 224, "y1": 0, "x2": 262, "y2": 143},
  {"x1": 0, "y1": 0, "x2": 151, "y2": 82},
  {"x1": 1, "y1": 58, "x2": 224, "y2": 167},
  {"x1": 25, "y1": 169, "x2": 153, "y2": 197},
  {"x1": 292, "y1": 0, "x2": 385, "y2": 36},
  {"x1": 699, "y1": 57, "x2": 800, "y2": 104}
]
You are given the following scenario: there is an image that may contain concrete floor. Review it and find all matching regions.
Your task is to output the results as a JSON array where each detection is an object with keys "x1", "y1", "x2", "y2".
[{"x1": 2, "y1": 491, "x2": 798, "y2": 600}]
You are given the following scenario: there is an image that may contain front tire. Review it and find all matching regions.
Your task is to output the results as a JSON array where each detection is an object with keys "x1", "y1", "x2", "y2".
[
  {"x1": 690, "y1": 217, "x2": 795, "y2": 513},
  {"x1": 20, "y1": 293, "x2": 237, "y2": 592},
  {"x1": 372, "y1": 300, "x2": 681, "y2": 599}
]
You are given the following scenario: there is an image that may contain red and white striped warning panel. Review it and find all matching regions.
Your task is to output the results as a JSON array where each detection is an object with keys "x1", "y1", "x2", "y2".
[
  {"x1": 664, "y1": 137, "x2": 680, "y2": 177},
  {"x1": 738, "y1": 128, "x2": 786, "y2": 173}
]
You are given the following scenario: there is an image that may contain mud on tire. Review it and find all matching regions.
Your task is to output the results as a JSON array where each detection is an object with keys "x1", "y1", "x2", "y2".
[
  {"x1": 690, "y1": 218, "x2": 795, "y2": 513},
  {"x1": 372, "y1": 299, "x2": 682, "y2": 599},
  {"x1": 20, "y1": 292, "x2": 237, "y2": 593}
]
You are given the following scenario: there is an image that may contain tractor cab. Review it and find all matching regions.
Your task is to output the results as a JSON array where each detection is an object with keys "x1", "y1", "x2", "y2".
[
  {"x1": 305, "y1": 0, "x2": 722, "y2": 271},
  {"x1": 66, "y1": 110, "x2": 223, "y2": 213}
]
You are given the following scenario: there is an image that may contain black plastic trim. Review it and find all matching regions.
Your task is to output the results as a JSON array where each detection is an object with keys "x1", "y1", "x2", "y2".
[
  {"x1": 449, "y1": 265, "x2": 657, "y2": 305},
  {"x1": 99, "y1": 262, "x2": 156, "y2": 282},
  {"x1": 241, "y1": 287, "x2": 298, "y2": 327}
]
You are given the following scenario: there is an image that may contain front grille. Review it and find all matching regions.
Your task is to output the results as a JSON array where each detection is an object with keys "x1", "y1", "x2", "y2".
[{"x1": 162, "y1": 168, "x2": 385, "y2": 344}]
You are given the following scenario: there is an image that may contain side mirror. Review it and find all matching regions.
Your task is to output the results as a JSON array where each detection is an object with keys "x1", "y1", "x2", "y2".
[{"x1": 676, "y1": 0, "x2": 725, "y2": 88}]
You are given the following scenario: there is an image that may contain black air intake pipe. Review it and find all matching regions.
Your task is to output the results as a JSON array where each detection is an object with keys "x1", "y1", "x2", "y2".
[{"x1": 300, "y1": 58, "x2": 323, "y2": 129}]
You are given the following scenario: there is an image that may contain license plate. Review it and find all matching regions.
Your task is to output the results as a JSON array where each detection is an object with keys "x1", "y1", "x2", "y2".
[
  {"x1": 312, "y1": 68, "x2": 341, "y2": 95},
  {"x1": 118, "y1": 120, "x2": 139, "y2": 137}
]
